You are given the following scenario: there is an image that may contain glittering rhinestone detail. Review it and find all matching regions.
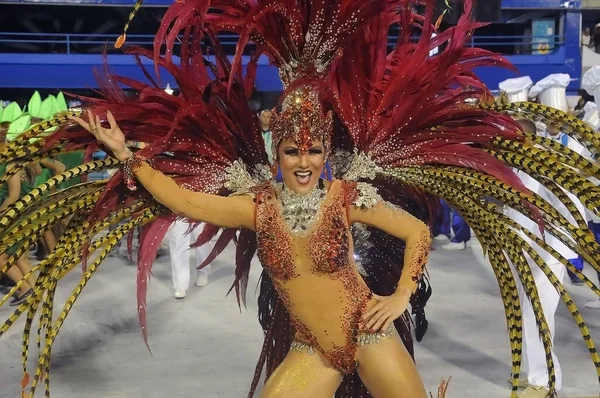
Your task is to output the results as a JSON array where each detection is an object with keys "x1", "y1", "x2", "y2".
[
  {"x1": 353, "y1": 182, "x2": 382, "y2": 209},
  {"x1": 356, "y1": 325, "x2": 395, "y2": 346},
  {"x1": 224, "y1": 160, "x2": 272, "y2": 196},
  {"x1": 329, "y1": 149, "x2": 382, "y2": 181},
  {"x1": 278, "y1": 181, "x2": 327, "y2": 234},
  {"x1": 290, "y1": 341, "x2": 315, "y2": 355}
]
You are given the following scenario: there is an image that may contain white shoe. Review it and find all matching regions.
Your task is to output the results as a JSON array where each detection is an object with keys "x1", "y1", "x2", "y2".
[
  {"x1": 173, "y1": 289, "x2": 186, "y2": 299},
  {"x1": 195, "y1": 272, "x2": 209, "y2": 287},
  {"x1": 434, "y1": 235, "x2": 450, "y2": 241},
  {"x1": 442, "y1": 242, "x2": 467, "y2": 250},
  {"x1": 585, "y1": 299, "x2": 600, "y2": 309},
  {"x1": 517, "y1": 385, "x2": 550, "y2": 398}
]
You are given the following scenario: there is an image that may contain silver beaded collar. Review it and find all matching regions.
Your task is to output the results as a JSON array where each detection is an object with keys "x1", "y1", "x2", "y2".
[{"x1": 277, "y1": 181, "x2": 327, "y2": 234}]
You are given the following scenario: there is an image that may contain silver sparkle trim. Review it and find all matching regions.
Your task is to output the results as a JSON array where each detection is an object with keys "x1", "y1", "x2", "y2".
[
  {"x1": 290, "y1": 325, "x2": 395, "y2": 355},
  {"x1": 290, "y1": 341, "x2": 315, "y2": 355},
  {"x1": 224, "y1": 160, "x2": 272, "y2": 196},
  {"x1": 353, "y1": 182, "x2": 383, "y2": 209},
  {"x1": 351, "y1": 223, "x2": 374, "y2": 277},
  {"x1": 330, "y1": 149, "x2": 382, "y2": 181},
  {"x1": 278, "y1": 182, "x2": 327, "y2": 234},
  {"x1": 356, "y1": 325, "x2": 395, "y2": 346}
]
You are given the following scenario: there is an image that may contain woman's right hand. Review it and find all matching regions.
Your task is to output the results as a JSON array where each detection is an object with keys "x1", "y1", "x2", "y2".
[{"x1": 71, "y1": 110, "x2": 131, "y2": 161}]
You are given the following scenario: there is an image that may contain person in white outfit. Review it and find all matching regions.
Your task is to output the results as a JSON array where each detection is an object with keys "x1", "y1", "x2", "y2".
[
  {"x1": 500, "y1": 75, "x2": 587, "y2": 398},
  {"x1": 530, "y1": 73, "x2": 587, "y2": 286},
  {"x1": 167, "y1": 219, "x2": 212, "y2": 299},
  {"x1": 510, "y1": 167, "x2": 576, "y2": 398},
  {"x1": 581, "y1": 66, "x2": 600, "y2": 309}
]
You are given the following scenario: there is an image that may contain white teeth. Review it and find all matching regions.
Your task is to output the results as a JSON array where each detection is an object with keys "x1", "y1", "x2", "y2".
[{"x1": 294, "y1": 171, "x2": 311, "y2": 184}]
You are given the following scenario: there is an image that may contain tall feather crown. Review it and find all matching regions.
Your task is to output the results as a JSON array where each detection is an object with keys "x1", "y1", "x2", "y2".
[
  {"x1": 270, "y1": 87, "x2": 333, "y2": 156},
  {"x1": 226, "y1": 0, "x2": 388, "y2": 159}
]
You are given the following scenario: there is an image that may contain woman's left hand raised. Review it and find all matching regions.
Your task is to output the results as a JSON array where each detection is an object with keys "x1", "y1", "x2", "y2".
[{"x1": 361, "y1": 288, "x2": 411, "y2": 332}]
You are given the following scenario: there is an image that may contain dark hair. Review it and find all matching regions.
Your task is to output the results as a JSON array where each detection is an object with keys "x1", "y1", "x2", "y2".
[
  {"x1": 579, "y1": 89, "x2": 594, "y2": 102},
  {"x1": 0, "y1": 121, "x2": 10, "y2": 142}
]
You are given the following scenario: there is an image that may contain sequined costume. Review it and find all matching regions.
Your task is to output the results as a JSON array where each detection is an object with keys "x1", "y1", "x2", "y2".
[
  {"x1": 253, "y1": 179, "x2": 429, "y2": 373},
  {"x1": 1, "y1": 1, "x2": 600, "y2": 397}
]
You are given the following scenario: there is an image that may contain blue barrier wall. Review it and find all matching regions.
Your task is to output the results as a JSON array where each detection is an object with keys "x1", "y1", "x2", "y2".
[
  {"x1": 0, "y1": 0, "x2": 578, "y2": 7},
  {"x1": 0, "y1": 0, "x2": 583, "y2": 93},
  {"x1": 0, "y1": 53, "x2": 283, "y2": 91},
  {"x1": 502, "y1": 0, "x2": 576, "y2": 8}
]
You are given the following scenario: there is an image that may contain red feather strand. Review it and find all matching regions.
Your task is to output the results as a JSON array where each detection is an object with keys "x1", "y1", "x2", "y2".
[{"x1": 136, "y1": 214, "x2": 177, "y2": 350}]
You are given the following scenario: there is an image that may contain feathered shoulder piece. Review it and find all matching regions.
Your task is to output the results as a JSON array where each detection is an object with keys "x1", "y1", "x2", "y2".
[
  {"x1": 321, "y1": 2, "x2": 600, "y2": 396},
  {"x1": 224, "y1": 160, "x2": 272, "y2": 197},
  {"x1": 343, "y1": 180, "x2": 383, "y2": 209}
]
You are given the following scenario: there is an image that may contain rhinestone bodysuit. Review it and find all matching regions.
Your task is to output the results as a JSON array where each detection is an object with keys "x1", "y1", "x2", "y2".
[{"x1": 255, "y1": 180, "x2": 377, "y2": 373}]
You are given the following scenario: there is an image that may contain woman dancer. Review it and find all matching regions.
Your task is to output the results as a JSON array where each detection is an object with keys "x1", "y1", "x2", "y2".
[
  {"x1": 1, "y1": 1, "x2": 599, "y2": 397},
  {"x1": 73, "y1": 88, "x2": 431, "y2": 396}
]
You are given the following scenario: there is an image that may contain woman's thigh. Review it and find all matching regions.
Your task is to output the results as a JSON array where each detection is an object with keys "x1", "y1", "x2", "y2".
[
  {"x1": 260, "y1": 349, "x2": 343, "y2": 398},
  {"x1": 356, "y1": 334, "x2": 427, "y2": 398}
]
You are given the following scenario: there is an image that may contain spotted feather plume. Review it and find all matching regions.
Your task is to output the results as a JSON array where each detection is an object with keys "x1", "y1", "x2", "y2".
[
  {"x1": 320, "y1": 1, "x2": 600, "y2": 396},
  {"x1": 0, "y1": 26, "x2": 269, "y2": 397}
]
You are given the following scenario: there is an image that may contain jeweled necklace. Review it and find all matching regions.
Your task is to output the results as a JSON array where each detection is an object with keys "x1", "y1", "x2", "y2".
[{"x1": 278, "y1": 179, "x2": 327, "y2": 234}]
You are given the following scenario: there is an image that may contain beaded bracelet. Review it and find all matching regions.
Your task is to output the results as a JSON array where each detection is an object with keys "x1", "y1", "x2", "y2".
[{"x1": 122, "y1": 152, "x2": 146, "y2": 191}]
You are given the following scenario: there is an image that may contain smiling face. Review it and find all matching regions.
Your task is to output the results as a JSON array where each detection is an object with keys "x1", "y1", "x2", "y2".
[{"x1": 277, "y1": 138, "x2": 326, "y2": 194}]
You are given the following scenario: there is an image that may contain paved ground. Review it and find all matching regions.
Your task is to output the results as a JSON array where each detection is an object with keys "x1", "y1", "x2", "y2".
[{"x1": 0, "y1": 238, "x2": 598, "y2": 398}]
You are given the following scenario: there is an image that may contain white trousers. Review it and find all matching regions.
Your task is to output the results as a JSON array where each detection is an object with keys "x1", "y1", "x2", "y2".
[
  {"x1": 519, "y1": 260, "x2": 565, "y2": 390},
  {"x1": 167, "y1": 219, "x2": 211, "y2": 291}
]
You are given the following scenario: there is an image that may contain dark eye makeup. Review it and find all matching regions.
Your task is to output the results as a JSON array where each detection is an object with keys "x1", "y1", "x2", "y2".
[
  {"x1": 282, "y1": 147, "x2": 324, "y2": 156},
  {"x1": 284, "y1": 148, "x2": 300, "y2": 156}
]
